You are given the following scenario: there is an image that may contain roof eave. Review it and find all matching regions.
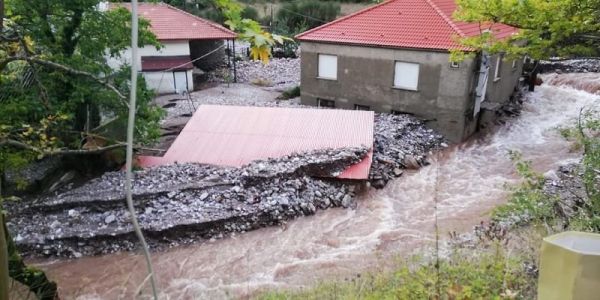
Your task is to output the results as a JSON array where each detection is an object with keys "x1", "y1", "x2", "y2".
[{"x1": 297, "y1": 39, "x2": 475, "y2": 53}]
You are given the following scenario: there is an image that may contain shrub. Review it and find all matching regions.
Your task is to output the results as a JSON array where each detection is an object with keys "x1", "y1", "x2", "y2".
[{"x1": 277, "y1": 86, "x2": 301, "y2": 100}]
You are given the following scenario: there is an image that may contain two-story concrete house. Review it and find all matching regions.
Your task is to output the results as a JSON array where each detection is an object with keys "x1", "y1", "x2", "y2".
[
  {"x1": 107, "y1": 2, "x2": 236, "y2": 94},
  {"x1": 296, "y1": 0, "x2": 523, "y2": 142}
]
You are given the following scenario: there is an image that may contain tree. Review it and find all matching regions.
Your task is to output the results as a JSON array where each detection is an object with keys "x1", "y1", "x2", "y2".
[
  {"x1": 0, "y1": 0, "x2": 163, "y2": 176},
  {"x1": 453, "y1": 0, "x2": 600, "y2": 59},
  {"x1": 0, "y1": 1, "x2": 162, "y2": 297}
]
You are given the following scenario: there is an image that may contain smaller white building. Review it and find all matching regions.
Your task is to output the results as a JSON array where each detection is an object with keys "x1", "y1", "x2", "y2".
[{"x1": 108, "y1": 2, "x2": 236, "y2": 94}]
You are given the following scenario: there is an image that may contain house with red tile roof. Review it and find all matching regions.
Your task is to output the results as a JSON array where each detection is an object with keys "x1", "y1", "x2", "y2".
[
  {"x1": 105, "y1": 2, "x2": 236, "y2": 94},
  {"x1": 296, "y1": 0, "x2": 523, "y2": 142}
]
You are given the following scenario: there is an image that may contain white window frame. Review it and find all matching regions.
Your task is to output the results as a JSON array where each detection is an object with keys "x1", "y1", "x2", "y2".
[
  {"x1": 393, "y1": 61, "x2": 420, "y2": 91},
  {"x1": 512, "y1": 59, "x2": 517, "y2": 69},
  {"x1": 450, "y1": 61, "x2": 460, "y2": 68},
  {"x1": 317, "y1": 54, "x2": 338, "y2": 80},
  {"x1": 494, "y1": 55, "x2": 503, "y2": 81}
]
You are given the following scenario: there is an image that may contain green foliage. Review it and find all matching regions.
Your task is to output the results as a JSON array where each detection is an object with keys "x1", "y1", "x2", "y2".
[
  {"x1": 260, "y1": 249, "x2": 534, "y2": 299},
  {"x1": 212, "y1": 0, "x2": 291, "y2": 63},
  {"x1": 559, "y1": 108, "x2": 600, "y2": 231},
  {"x1": 453, "y1": 0, "x2": 600, "y2": 60},
  {"x1": 0, "y1": 0, "x2": 163, "y2": 172},
  {"x1": 276, "y1": 0, "x2": 340, "y2": 32},
  {"x1": 492, "y1": 151, "x2": 558, "y2": 227},
  {"x1": 241, "y1": 6, "x2": 260, "y2": 21}
]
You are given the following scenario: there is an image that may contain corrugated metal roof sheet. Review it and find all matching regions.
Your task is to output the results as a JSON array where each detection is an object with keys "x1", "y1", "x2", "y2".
[
  {"x1": 141, "y1": 56, "x2": 194, "y2": 71},
  {"x1": 138, "y1": 105, "x2": 375, "y2": 180},
  {"x1": 296, "y1": 0, "x2": 518, "y2": 51},
  {"x1": 113, "y1": 2, "x2": 236, "y2": 41}
]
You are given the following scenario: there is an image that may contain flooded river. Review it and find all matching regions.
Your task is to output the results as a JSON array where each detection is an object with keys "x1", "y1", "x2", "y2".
[{"x1": 32, "y1": 73, "x2": 599, "y2": 299}]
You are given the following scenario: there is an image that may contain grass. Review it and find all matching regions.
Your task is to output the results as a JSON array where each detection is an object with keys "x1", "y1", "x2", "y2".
[{"x1": 258, "y1": 246, "x2": 537, "y2": 300}]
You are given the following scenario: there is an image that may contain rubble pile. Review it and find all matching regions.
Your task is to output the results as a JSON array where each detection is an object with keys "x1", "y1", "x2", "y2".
[
  {"x1": 6, "y1": 109, "x2": 444, "y2": 258},
  {"x1": 208, "y1": 58, "x2": 300, "y2": 89},
  {"x1": 539, "y1": 59, "x2": 600, "y2": 73},
  {"x1": 6, "y1": 148, "x2": 368, "y2": 257},
  {"x1": 369, "y1": 114, "x2": 445, "y2": 188}
]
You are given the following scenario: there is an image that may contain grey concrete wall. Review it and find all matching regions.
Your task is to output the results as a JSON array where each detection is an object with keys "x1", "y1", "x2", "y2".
[
  {"x1": 300, "y1": 42, "x2": 480, "y2": 142},
  {"x1": 189, "y1": 39, "x2": 226, "y2": 71},
  {"x1": 485, "y1": 54, "x2": 524, "y2": 105}
]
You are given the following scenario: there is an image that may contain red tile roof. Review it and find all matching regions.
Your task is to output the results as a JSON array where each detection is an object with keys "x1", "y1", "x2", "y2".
[
  {"x1": 141, "y1": 56, "x2": 194, "y2": 71},
  {"x1": 113, "y1": 2, "x2": 236, "y2": 41},
  {"x1": 296, "y1": 0, "x2": 518, "y2": 51},
  {"x1": 137, "y1": 105, "x2": 375, "y2": 180}
]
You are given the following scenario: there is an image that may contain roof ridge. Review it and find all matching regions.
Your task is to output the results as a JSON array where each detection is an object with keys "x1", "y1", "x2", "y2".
[
  {"x1": 160, "y1": 2, "x2": 236, "y2": 37},
  {"x1": 296, "y1": 0, "x2": 397, "y2": 39},
  {"x1": 422, "y1": 0, "x2": 466, "y2": 37}
]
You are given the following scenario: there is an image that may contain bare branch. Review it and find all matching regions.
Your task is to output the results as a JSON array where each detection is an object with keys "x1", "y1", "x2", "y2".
[{"x1": 0, "y1": 138, "x2": 126, "y2": 155}]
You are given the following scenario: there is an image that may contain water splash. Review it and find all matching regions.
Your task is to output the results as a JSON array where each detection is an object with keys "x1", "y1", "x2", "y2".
[{"x1": 35, "y1": 73, "x2": 600, "y2": 299}]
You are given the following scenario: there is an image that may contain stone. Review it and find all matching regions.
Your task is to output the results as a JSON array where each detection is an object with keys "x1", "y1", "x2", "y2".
[
  {"x1": 104, "y1": 214, "x2": 116, "y2": 224},
  {"x1": 403, "y1": 155, "x2": 421, "y2": 170},
  {"x1": 341, "y1": 195, "x2": 352, "y2": 208},
  {"x1": 393, "y1": 168, "x2": 403, "y2": 176},
  {"x1": 68, "y1": 209, "x2": 80, "y2": 218}
]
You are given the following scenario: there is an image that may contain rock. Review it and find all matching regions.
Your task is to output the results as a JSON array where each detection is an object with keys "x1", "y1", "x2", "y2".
[
  {"x1": 199, "y1": 192, "x2": 209, "y2": 200},
  {"x1": 68, "y1": 209, "x2": 80, "y2": 218},
  {"x1": 104, "y1": 214, "x2": 116, "y2": 224},
  {"x1": 393, "y1": 168, "x2": 403, "y2": 177},
  {"x1": 543, "y1": 170, "x2": 561, "y2": 182},
  {"x1": 341, "y1": 195, "x2": 352, "y2": 208},
  {"x1": 50, "y1": 220, "x2": 61, "y2": 229},
  {"x1": 403, "y1": 155, "x2": 421, "y2": 170}
]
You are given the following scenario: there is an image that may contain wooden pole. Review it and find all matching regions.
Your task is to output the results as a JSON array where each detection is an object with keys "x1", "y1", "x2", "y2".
[{"x1": 0, "y1": 212, "x2": 9, "y2": 300}]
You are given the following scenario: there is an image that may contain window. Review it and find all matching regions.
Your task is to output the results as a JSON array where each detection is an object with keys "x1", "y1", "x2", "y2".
[
  {"x1": 394, "y1": 61, "x2": 419, "y2": 90},
  {"x1": 317, "y1": 98, "x2": 335, "y2": 108},
  {"x1": 318, "y1": 54, "x2": 337, "y2": 80},
  {"x1": 512, "y1": 60, "x2": 517, "y2": 69},
  {"x1": 494, "y1": 55, "x2": 503, "y2": 81},
  {"x1": 450, "y1": 61, "x2": 460, "y2": 68},
  {"x1": 354, "y1": 104, "x2": 370, "y2": 111}
]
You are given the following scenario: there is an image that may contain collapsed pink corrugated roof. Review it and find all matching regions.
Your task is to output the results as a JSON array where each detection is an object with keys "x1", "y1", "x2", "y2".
[
  {"x1": 138, "y1": 105, "x2": 375, "y2": 180},
  {"x1": 296, "y1": 0, "x2": 518, "y2": 51},
  {"x1": 113, "y1": 2, "x2": 236, "y2": 41}
]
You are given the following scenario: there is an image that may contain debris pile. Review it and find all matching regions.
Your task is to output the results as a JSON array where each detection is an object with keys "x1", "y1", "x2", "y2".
[
  {"x1": 208, "y1": 58, "x2": 300, "y2": 90},
  {"x1": 6, "y1": 112, "x2": 444, "y2": 258},
  {"x1": 6, "y1": 148, "x2": 368, "y2": 257},
  {"x1": 539, "y1": 59, "x2": 600, "y2": 73},
  {"x1": 369, "y1": 114, "x2": 445, "y2": 188}
]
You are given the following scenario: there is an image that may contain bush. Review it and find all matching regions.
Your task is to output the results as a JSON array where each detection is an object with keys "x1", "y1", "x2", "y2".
[
  {"x1": 277, "y1": 86, "x2": 301, "y2": 100},
  {"x1": 276, "y1": 0, "x2": 341, "y2": 32}
]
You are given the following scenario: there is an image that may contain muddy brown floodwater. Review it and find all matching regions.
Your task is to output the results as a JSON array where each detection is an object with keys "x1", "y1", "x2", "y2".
[{"x1": 30, "y1": 73, "x2": 599, "y2": 299}]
